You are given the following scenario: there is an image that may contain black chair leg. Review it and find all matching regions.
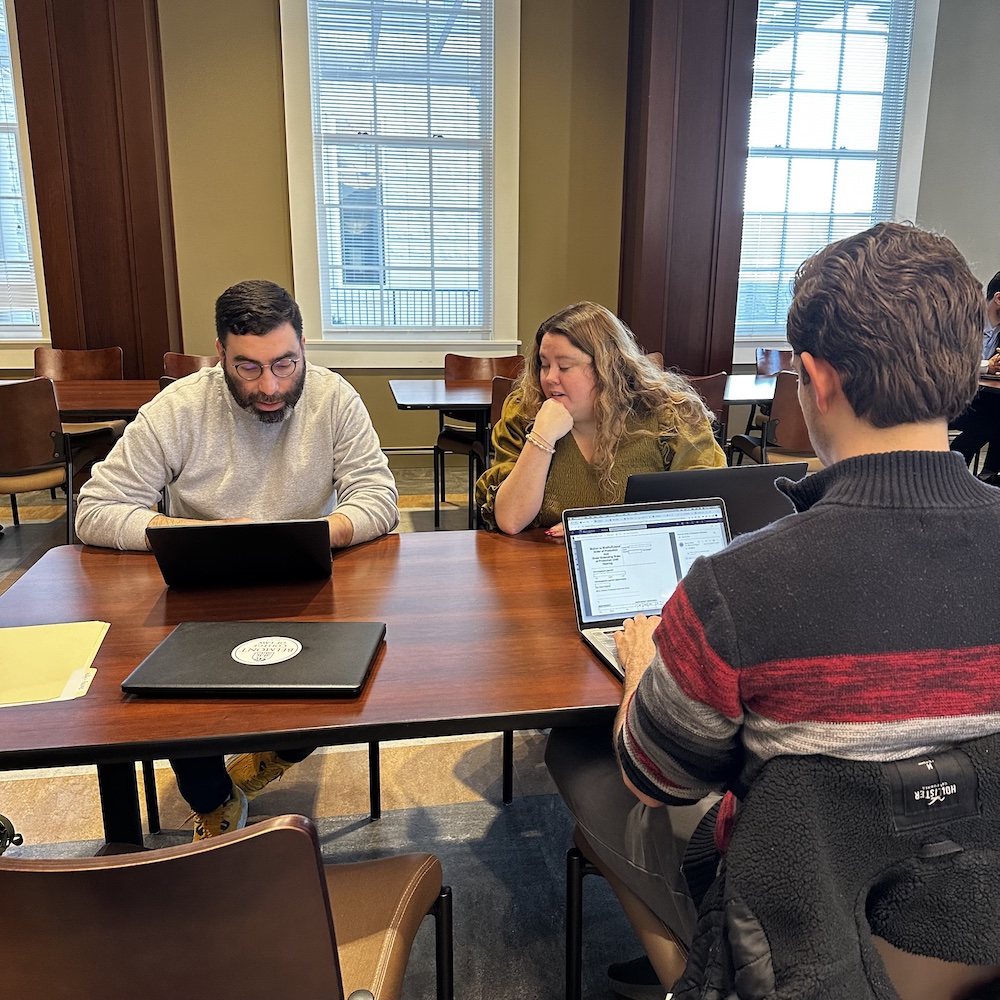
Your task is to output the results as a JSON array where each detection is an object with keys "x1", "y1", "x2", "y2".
[
  {"x1": 433, "y1": 448, "x2": 442, "y2": 529},
  {"x1": 502, "y1": 730, "x2": 514, "y2": 804},
  {"x1": 368, "y1": 741, "x2": 381, "y2": 821},
  {"x1": 467, "y1": 453, "x2": 478, "y2": 530},
  {"x1": 566, "y1": 847, "x2": 602, "y2": 1000},
  {"x1": 10, "y1": 493, "x2": 19, "y2": 526},
  {"x1": 432, "y1": 885, "x2": 454, "y2": 1000},
  {"x1": 141, "y1": 760, "x2": 160, "y2": 834}
]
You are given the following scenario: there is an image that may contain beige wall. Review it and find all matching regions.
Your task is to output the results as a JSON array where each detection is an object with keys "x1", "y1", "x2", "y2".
[
  {"x1": 156, "y1": 0, "x2": 629, "y2": 448},
  {"x1": 915, "y1": 0, "x2": 1000, "y2": 283},
  {"x1": 158, "y1": 0, "x2": 293, "y2": 354}
]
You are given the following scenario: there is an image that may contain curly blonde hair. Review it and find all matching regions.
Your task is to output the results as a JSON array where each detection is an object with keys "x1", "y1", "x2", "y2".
[{"x1": 516, "y1": 301, "x2": 713, "y2": 496}]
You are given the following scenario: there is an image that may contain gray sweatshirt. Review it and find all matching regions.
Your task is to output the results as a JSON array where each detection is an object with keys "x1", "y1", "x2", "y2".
[{"x1": 76, "y1": 363, "x2": 399, "y2": 551}]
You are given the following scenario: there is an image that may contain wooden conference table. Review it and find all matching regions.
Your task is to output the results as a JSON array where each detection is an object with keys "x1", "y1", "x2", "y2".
[{"x1": 0, "y1": 531, "x2": 619, "y2": 845}]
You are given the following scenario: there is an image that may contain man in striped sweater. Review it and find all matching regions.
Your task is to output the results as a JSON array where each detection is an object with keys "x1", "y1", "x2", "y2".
[{"x1": 552, "y1": 222, "x2": 1000, "y2": 998}]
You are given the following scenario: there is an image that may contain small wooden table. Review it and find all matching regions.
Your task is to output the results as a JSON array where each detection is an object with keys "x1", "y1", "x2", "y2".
[
  {"x1": 51, "y1": 380, "x2": 161, "y2": 421},
  {"x1": 0, "y1": 531, "x2": 618, "y2": 844},
  {"x1": 723, "y1": 373, "x2": 777, "y2": 407}
]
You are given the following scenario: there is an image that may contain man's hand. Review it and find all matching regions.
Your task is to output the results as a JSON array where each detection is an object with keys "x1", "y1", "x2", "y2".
[
  {"x1": 613, "y1": 614, "x2": 665, "y2": 808},
  {"x1": 614, "y1": 614, "x2": 661, "y2": 694},
  {"x1": 988, "y1": 353, "x2": 1000, "y2": 375},
  {"x1": 326, "y1": 512, "x2": 354, "y2": 549}
]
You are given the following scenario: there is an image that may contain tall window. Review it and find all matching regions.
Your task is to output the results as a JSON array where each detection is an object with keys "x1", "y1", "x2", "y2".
[
  {"x1": 0, "y1": 1, "x2": 41, "y2": 340},
  {"x1": 307, "y1": 0, "x2": 493, "y2": 338},
  {"x1": 735, "y1": 0, "x2": 914, "y2": 340}
]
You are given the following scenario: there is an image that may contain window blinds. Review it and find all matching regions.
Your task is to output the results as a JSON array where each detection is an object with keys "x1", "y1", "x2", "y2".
[
  {"x1": 307, "y1": 0, "x2": 493, "y2": 336},
  {"x1": 736, "y1": 0, "x2": 914, "y2": 338},
  {"x1": 0, "y1": 2, "x2": 41, "y2": 340}
]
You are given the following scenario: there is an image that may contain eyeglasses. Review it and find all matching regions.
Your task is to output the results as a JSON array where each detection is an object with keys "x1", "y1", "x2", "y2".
[{"x1": 227, "y1": 355, "x2": 301, "y2": 381}]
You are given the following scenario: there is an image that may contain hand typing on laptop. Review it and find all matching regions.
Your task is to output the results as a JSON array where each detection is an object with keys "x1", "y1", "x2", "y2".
[{"x1": 613, "y1": 614, "x2": 661, "y2": 689}]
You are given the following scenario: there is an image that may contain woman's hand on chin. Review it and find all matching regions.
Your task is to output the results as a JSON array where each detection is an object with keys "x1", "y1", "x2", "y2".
[{"x1": 533, "y1": 398, "x2": 575, "y2": 443}]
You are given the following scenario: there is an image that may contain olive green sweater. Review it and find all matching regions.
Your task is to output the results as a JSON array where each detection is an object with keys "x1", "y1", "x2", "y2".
[{"x1": 476, "y1": 389, "x2": 726, "y2": 530}]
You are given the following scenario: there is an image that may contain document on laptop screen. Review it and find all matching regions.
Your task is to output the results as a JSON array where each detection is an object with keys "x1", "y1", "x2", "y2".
[{"x1": 568, "y1": 505, "x2": 728, "y2": 625}]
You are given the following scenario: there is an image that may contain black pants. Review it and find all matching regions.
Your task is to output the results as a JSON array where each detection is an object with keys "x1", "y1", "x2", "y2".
[
  {"x1": 170, "y1": 746, "x2": 315, "y2": 814},
  {"x1": 950, "y1": 392, "x2": 1000, "y2": 472}
]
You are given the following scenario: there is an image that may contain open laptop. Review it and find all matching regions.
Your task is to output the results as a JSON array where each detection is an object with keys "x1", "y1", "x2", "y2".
[
  {"x1": 145, "y1": 519, "x2": 332, "y2": 588},
  {"x1": 562, "y1": 498, "x2": 731, "y2": 678},
  {"x1": 624, "y1": 463, "x2": 808, "y2": 536},
  {"x1": 121, "y1": 620, "x2": 385, "y2": 697}
]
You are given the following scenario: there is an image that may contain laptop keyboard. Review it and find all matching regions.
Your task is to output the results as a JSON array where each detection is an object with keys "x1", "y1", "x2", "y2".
[{"x1": 588, "y1": 627, "x2": 621, "y2": 663}]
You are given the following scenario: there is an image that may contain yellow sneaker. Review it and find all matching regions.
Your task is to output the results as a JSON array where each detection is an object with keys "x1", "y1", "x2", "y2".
[
  {"x1": 226, "y1": 751, "x2": 294, "y2": 801},
  {"x1": 192, "y1": 785, "x2": 248, "y2": 841}
]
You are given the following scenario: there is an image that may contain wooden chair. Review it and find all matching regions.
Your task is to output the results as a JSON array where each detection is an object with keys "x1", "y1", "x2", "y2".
[
  {"x1": 163, "y1": 351, "x2": 219, "y2": 378},
  {"x1": 0, "y1": 378, "x2": 115, "y2": 544},
  {"x1": 434, "y1": 353, "x2": 524, "y2": 529},
  {"x1": 34, "y1": 345, "x2": 124, "y2": 380},
  {"x1": 689, "y1": 371, "x2": 728, "y2": 447},
  {"x1": 744, "y1": 347, "x2": 795, "y2": 435},
  {"x1": 728, "y1": 370, "x2": 823, "y2": 472},
  {"x1": 33, "y1": 345, "x2": 128, "y2": 444},
  {"x1": 0, "y1": 813, "x2": 453, "y2": 1000}
]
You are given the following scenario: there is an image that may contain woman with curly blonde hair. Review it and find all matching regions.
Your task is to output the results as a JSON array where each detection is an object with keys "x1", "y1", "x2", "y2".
[{"x1": 476, "y1": 301, "x2": 725, "y2": 534}]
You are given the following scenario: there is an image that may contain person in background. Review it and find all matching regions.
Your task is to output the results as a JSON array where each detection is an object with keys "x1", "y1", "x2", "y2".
[
  {"x1": 609, "y1": 223, "x2": 1000, "y2": 996},
  {"x1": 949, "y1": 268, "x2": 1000, "y2": 483},
  {"x1": 476, "y1": 301, "x2": 726, "y2": 535},
  {"x1": 77, "y1": 279, "x2": 398, "y2": 839}
]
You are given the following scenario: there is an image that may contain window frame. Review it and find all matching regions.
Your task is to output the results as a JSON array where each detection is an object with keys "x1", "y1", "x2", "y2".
[
  {"x1": 0, "y1": 0, "x2": 49, "y2": 364},
  {"x1": 281, "y1": 0, "x2": 520, "y2": 369},
  {"x1": 731, "y1": 0, "x2": 935, "y2": 365}
]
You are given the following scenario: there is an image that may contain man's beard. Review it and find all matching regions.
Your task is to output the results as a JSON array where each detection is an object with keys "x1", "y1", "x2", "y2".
[{"x1": 223, "y1": 365, "x2": 306, "y2": 424}]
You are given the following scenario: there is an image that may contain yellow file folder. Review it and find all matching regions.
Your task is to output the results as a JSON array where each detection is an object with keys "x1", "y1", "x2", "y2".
[{"x1": 0, "y1": 621, "x2": 110, "y2": 708}]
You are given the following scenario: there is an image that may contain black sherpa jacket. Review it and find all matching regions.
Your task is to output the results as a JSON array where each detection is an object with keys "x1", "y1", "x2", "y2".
[{"x1": 672, "y1": 733, "x2": 1000, "y2": 1000}]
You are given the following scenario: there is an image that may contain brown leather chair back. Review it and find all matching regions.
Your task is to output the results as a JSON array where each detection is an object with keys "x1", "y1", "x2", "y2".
[
  {"x1": 163, "y1": 352, "x2": 219, "y2": 378},
  {"x1": 0, "y1": 378, "x2": 66, "y2": 475},
  {"x1": 490, "y1": 375, "x2": 516, "y2": 427},
  {"x1": 768, "y1": 370, "x2": 813, "y2": 452},
  {"x1": 443, "y1": 353, "x2": 524, "y2": 381},
  {"x1": 755, "y1": 347, "x2": 794, "y2": 377},
  {"x1": 689, "y1": 371, "x2": 728, "y2": 423},
  {"x1": 34, "y1": 346, "x2": 124, "y2": 380},
  {"x1": 0, "y1": 815, "x2": 344, "y2": 999}
]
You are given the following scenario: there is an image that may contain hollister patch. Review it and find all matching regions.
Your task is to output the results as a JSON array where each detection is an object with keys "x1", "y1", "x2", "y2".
[{"x1": 885, "y1": 750, "x2": 979, "y2": 832}]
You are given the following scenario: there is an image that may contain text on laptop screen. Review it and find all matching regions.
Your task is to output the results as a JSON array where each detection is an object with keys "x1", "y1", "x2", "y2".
[{"x1": 566, "y1": 505, "x2": 728, "y2": 625}]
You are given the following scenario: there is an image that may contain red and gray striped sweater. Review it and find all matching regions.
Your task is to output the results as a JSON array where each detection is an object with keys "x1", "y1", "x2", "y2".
[{"x1": 618, "y1": 449, "x2": 1000, "y2": 805}]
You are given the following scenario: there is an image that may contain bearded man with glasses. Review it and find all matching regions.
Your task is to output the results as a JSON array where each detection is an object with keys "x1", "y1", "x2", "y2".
[{"x1": 77, "y1": 279, "x2": 398, "y2": 837}]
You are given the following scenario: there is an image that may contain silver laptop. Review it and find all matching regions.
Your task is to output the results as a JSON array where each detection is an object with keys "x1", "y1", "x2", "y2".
[{"x1": 562, "y1": 499, "x2": 731, "y2": 678}]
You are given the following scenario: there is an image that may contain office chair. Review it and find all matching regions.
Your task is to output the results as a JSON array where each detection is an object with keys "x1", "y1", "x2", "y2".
[{"x1": 0, "y1": 813, "x2": 453, "y2": 1000}]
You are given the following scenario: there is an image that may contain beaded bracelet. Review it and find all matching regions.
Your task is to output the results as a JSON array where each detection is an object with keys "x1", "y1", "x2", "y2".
[
  {"x1": 530, "y1": 429, "x2": 555, "y2": 451},
  {"x1": 526, "y1": 431, "x2": 555, "y2": 455}
]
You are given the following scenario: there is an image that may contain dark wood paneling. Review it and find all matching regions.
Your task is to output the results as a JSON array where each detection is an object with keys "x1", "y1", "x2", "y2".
[
  {"x1": 619, "y1": 0, "x2": 757, "y2": 377},
  {"x1": 13, "y1": 0, "x2": 180, "y2": 377}
]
